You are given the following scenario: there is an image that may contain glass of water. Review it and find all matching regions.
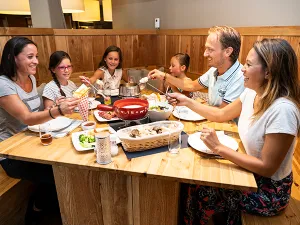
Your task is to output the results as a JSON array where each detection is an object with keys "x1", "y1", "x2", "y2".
[{"x1": 168, "y1": 131, "x2": 181, "y2": 154}]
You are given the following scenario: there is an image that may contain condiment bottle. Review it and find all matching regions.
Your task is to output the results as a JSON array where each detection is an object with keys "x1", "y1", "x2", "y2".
[
  {"x1": 110, "y1": 135, "x2": 119, "y2": 157},
  {"x1": 95, "y1": 132, "x2": 112, "y2": 165}
]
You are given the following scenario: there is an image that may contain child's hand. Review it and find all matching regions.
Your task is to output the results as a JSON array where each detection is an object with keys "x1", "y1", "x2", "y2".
[
  {"x1": 148, "y1": 69, "x2": 165, "y2": 80},
  {"x1": 79, "y1": 76, "x2": 91, "y2": 85}
]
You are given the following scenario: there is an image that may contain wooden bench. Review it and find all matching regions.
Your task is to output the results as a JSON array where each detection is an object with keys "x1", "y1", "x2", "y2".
[
  {"x1": 241, "y1": 141, "x2": 300, "y2": 225},
  {"x1": 0, "y1": 166, "x2": 34, "y2": 225}
]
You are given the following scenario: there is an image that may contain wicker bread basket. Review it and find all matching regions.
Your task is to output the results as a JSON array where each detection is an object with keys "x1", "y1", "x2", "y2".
[{"x1": 117, "y1": 121, "x2": 184, "y2": 152}]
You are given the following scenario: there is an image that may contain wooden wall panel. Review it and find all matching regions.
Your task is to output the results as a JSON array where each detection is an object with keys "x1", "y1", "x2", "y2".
[
  {"x1": 92, "y1": 36, "x2": 105, "y2": 70},
  {"x1": 166, "y1": 35, "x2": 180, "y2": 67},
  {"x1": 32, "y1": 36, "x2": 56, "y2": 84},
  {"x1": 239, "y1": 36, "x2": 258, "y2": 66},
  {"x1": 132, "y1": 35, "x2": 158, "y2": 67},
  {"x1": 104, "y1": 35, "x2": 118, "y2": 49},
  {"x1": 180, "y1": 36, "x2": 191, "y2": 58},
  {"x1": 0, "y1": 27, "x2": 300, "y2": 84},
  {"x1": 190, "y1": 36, "x2": 207, "y2": 74},
  {"x1": 156, "y1": 35, "x2": 166, "y2": 66},
  {"x1": 120, "y1": 35, "x2": 133, "y2": 68}
]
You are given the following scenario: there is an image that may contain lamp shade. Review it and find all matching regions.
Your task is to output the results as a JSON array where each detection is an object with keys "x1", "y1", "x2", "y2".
[
  {"x1": 61, "y1": 0, "x2": 85, "y2": 13},
  {"x1": 0, "y1": 0, "x2": 30, "y2": 15},
  {"x1": 72, "y1": 0, "x2": 100, "y2": 22},
  {"x1": 102, "y1": 0, "x2": 112, "y2": 21},
  {"x1": 0, "y1": 0, "x2": 85, "y2": 15}
]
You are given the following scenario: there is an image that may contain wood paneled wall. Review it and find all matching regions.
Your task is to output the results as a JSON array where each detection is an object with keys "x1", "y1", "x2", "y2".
[
  {"x1": 0, "y1": 26, "x2": 300, "y2": 84},
  {"x1": 156, "y1": 26, "x2": 300, "y2": 80},
  {"x1": 0, "y1": 28, "x2": 158, "y2": 84}
]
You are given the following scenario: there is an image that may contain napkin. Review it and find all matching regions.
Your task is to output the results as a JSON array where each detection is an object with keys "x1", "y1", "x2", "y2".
[
  {"x1": 78, "y1": 95, "x2": 89, "y2": 121},
  {"x1": 52, "y1": 120, "x2": 82, "y2": 138}
]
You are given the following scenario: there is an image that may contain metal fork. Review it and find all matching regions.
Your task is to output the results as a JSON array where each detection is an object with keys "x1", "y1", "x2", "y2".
[{"x1": 82, "y1": 77, "x2": 107, "y2": 99}]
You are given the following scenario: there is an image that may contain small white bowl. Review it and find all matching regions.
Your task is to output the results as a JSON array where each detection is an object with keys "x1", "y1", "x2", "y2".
[
  {"x1": 148, "y1": 102, "x2": 173, "y2": 121},
  {"x1": 81, "y1": 121, "x2": 96, "y2": 131}
]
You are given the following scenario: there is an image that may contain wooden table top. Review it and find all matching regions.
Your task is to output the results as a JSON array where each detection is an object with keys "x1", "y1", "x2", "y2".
[{"x1": 0, "y1": 94, "x2": 257, "y2": 192}]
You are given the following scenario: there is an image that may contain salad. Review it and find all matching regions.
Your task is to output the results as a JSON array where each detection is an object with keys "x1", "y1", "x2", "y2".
[
  {"x1": 79, "y1": 134, "x2": 95, "y2": 148},
  {"x1": 149, "y1": 105, "x2": 169, "y2": 111}
]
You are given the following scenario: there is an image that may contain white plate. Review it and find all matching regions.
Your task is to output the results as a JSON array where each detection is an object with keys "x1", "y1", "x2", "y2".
[
  {"x1": 188, "y1": 131, "x2": 239, "y2": 155},
  {"x1": 75, "y1": 98, "x2": 101, "y2": 111},
  {"x1": 94, "y1": 110, "x2": 121, "y2": 122},
  {"x1": 173, "y1": 106, "x2": 206, "y2": 121},
  {"x1": 71, "y1": 127, "x2": 121, "y2": 151},
  {"x1": 28, "y1": 117, "x2": 72, "y2": 132}
]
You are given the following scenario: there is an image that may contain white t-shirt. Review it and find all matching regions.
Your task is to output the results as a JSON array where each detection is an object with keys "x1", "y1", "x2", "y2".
[
  {"x1": 42, "y1": 80, "x2": 77, "y2": 101},
  {"x1": 198, "y1": 60, "x2": 244, "y2": 106},
  {"x1": 238, "y1": 88, "x2": 300, "y2": 180},
  {"x1": 99, "y1": 67, "x2": 122, "y2": 90}
]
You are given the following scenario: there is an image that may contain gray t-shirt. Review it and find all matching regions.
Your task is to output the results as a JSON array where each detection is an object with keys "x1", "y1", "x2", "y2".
[
  {"x1": 238, "y1": 88, "x2": 300, "y2": 180},
  {"x1": 0, "y1": 75, "x2": 41, "y2": 142}
]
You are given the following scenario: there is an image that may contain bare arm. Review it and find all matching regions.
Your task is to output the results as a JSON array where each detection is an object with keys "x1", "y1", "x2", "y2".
[
  {"x1": 148, "y1": 69, "x2": 206, "y2": 92},
  {"x1": 205, "y1": 131, "x2": 295, "y2": 177},
  {"x1": 43, "y1": 98, "x2": 54, "y2": 110},
  {"x1": 89, "y1": 69, "x2": 104, "y2": 84},
  {"x1": 165, "y1": 73, "x2": 205, "y2": 92},
  {"x1": 171, "y1": 93, "x2": 241, "y2": 122},
  {"x1": 218, "y1": 101, "x2": 229, "y2": 108},
  {"x1": 0, "y1": 95, "x2": 79, "y2": 125}
]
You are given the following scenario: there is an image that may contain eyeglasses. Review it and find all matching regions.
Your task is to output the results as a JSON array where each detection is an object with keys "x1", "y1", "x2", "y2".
[{"x1": 57, "y1": 65, "x2": 73, "y2": 71}]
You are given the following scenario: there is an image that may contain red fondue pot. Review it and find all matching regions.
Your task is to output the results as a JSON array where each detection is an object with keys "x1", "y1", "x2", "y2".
[{"x1": 97, "y1": 98, "x2": 148, "y2": 120}]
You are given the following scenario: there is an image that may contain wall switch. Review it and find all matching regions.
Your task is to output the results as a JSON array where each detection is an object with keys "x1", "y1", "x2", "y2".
[{"x1": 155, "y1": 18, "x2": 160, "y2": 29}]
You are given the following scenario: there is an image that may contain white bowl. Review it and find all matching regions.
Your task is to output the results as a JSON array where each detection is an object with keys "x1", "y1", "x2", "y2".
[
  {"x1": 148, "y1": 102, "x2": 173, "y2": 121},
  {"x1": 81, "y1": 121, "x2": 96, "y2": 131}
]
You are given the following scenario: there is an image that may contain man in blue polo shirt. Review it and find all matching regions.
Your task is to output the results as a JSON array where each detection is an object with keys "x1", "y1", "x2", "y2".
[{"x1": 148, "y1": 26, "x2": 244, "y2": 108}]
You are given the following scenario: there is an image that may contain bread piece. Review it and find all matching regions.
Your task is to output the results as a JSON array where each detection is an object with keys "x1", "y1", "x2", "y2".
[{"x1": 73, "y1": 84, "x2": 90, "y2": 98}]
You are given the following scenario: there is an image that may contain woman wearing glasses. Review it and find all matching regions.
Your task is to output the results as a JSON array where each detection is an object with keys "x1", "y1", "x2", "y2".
[{"x1": 43, "y1": 51, "x2": 77, "y2": 109}]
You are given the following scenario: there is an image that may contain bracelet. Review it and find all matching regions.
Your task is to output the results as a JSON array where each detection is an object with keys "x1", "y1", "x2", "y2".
[
  {"x1": 57, "y1": 105, "x2": 65, "y2": 116},
  {"x1": 49, "y1": 108, "x2": 55, "y2": 119}
]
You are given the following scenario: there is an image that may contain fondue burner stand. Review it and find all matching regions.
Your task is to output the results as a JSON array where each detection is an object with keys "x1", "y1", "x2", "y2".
[{"x1": 120, "y1": 114, "x2": 149, "y2": 129}]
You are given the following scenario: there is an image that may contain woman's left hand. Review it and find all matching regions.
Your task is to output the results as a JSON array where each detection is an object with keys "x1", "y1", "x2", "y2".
[{"x1": 200, "y1": 127, "x2": 222, "y2": 154}]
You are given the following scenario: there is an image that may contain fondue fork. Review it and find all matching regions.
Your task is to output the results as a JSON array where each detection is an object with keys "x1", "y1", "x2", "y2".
[
  {"x1": 82, "y1": 77, "x2": 107, "y2": 98},
  {"x1": 146, "y1": 83, "x2": 169, "y2": 96}
]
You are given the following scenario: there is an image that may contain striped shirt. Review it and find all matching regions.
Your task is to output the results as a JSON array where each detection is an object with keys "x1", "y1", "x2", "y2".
[
  {"x1": 42, "y1": 80, "x2": 77, "y2": 102},
  {"x1": 0, "y1": 75, "x2": 41, "y2": 142},
  {"x1": 198, "y1": 60, "x2": 245, "y2": 106}
]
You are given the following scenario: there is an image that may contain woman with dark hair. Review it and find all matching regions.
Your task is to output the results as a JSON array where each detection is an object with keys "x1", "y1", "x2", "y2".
[
  {"x1": 80, "y1": 45, "x2": 128, "y2": 90},
  {"x1": 43, "y1": 51, "x2": 77, "y2": 109},
  {"x1": 0, "y1": 37, "x2": 79, "y2": 141},
  {"x1": 0, "y1": 37, "x2": 79, "y2": 224},
  {"x1": 168, "y1": 39, "x2": 300, "y2": 224}
]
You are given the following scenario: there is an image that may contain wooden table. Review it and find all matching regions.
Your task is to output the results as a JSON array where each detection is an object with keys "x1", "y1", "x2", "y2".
[{"x1": 0, "y1": 101, "x2": 257, "y2": 225}]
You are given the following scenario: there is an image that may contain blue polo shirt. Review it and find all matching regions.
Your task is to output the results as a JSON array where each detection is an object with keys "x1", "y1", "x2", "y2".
[{"x1": 198, "y1": 60, "x2": 244, "y2": 106}]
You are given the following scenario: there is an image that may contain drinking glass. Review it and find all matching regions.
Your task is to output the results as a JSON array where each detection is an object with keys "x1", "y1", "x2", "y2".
[
  {"x1": 168, "y1": 131, "x2": 181, "y2": 154},
  {"x1": 128, "y1": 76, "x2": 135, "y2": 84},
  {"x1": 103, "y1": 89, "x2": 111, "y2": 105},
  {"x1": 39, "y1": 123, "x2": 52, "y2": 146}
]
